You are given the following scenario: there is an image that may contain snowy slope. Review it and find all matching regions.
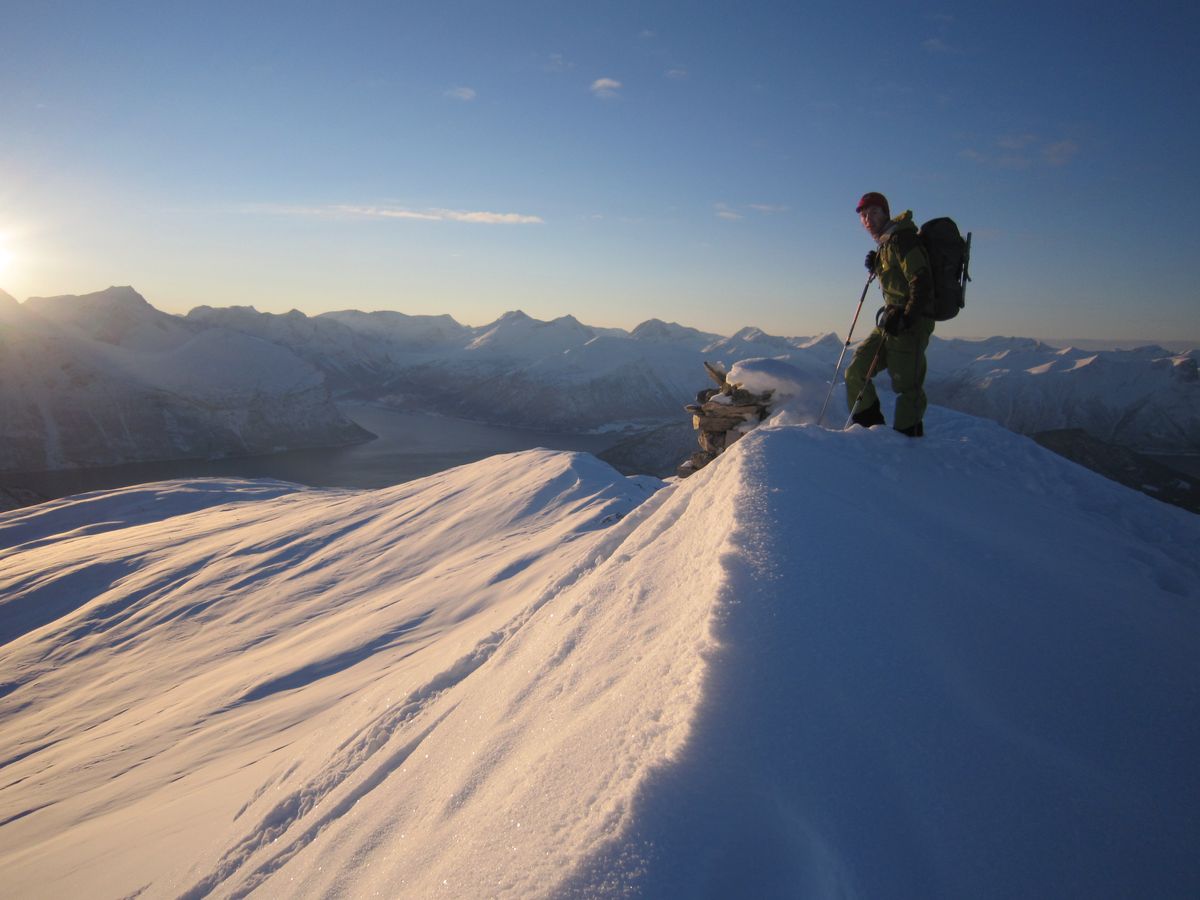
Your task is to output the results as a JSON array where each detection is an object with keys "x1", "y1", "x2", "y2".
[{"x1": 2, "y1": 409, "x2": 1197, "y2": 898}]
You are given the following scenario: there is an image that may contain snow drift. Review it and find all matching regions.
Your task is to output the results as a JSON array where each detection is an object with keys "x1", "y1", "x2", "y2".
[{"x1": 1, "y1": 410, "x2": 1198, "y2": 897}]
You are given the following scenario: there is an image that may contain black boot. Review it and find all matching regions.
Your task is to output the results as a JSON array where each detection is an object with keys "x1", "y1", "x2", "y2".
[
  {"x1": 896, "y1": 421, "x2": 924, "y2": 437},
  {"x1": 850, "y1": 402, "x2": 885, "y2": 428}
]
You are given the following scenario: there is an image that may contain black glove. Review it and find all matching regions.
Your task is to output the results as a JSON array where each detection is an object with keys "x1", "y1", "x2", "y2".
[
  {"x1": 878, "y1": 305, "x2": 908, "y2": 336},
  {"x1": 864, "y1": 250, "x2": 878, "y2": 273}
]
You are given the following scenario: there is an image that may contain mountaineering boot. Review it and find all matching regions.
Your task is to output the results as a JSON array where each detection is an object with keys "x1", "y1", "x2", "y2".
[
  {"x1": 896, "y1": 421, "x2": 924, "y2": 437},
  {"x1": 850, "y1": 402, "x2": 886, "y2": 428}
]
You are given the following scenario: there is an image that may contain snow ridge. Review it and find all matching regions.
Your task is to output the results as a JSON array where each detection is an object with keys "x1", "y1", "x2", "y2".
[{"x1": 2, "y1": 409, "x2": 1198, "y2": 897}]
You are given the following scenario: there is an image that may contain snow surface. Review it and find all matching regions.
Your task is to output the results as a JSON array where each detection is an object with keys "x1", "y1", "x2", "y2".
[{"x1": 2, "y1": 401, "x2": 1198, "y2": 897}]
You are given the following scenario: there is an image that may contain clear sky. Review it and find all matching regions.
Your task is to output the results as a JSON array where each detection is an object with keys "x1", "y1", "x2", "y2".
[{"x1": 1, "y1": 1, "x2": 1196, "y2": 342}]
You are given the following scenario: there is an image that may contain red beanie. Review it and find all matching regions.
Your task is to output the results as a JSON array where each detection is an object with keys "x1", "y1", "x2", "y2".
[{"x1": 856, "y1": 192, "x2": 890, "y2": 217}]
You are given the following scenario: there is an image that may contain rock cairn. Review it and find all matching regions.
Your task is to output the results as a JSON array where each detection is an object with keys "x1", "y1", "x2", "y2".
[{"x1": 677, "y1": 362, "x2": 774, "y2": 478}]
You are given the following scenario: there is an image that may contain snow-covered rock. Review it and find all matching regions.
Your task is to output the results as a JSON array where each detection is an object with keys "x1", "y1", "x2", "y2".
[{"x1": 1, "y1": 413, "x2": 1196, "y2": 897}]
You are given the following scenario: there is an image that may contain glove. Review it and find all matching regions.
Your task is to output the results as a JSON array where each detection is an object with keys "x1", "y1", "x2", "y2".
[
  {"x1": 864, "y1": 250, "x2": 878, "y2": 273},
  {"x1": 878, "y1": 305, "x2": 909, "y2": 336}
]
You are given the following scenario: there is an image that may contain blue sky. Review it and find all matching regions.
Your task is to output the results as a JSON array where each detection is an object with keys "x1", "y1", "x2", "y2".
[{"x1": 1, "y1": 1, "x2": 1196, "y2": 342}]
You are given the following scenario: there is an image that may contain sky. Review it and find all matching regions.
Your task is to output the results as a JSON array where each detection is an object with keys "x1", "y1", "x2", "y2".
[{"x1": 1, "y1": 0, "x2": 1197, "y2": 343}]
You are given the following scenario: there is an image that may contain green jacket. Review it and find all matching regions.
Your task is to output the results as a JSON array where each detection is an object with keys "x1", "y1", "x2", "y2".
[{"x1": 871, "y1": 210, "x2": 934, "y2": 318}]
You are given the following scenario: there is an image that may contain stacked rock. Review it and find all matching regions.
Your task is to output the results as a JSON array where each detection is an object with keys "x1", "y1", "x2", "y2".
[{"x1": 677, "y1": 362, "x2": 774, "y2": 478}]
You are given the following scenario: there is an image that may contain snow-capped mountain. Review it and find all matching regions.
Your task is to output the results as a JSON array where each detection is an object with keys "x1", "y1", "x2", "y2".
[
  {"x1": 0, "y1": 288, "x2": 370, "y2": 472},
  {"x1": 928, "y1": 337, "x2": 1200, "y2": 452},
  {"x1": 174, "y1": 296, "x2": 1200, "y2": 452},
  {"x1": 3, "y1": 287, "x2": 1197, "y2": 475},
  {"x1": 2, "y1": 404, "x2": 1197, "y2": 897}
]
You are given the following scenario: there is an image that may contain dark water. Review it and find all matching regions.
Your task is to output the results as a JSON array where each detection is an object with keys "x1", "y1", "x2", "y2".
[
  {"x1": 5, "y1": 404, "x2": 634, "y2": 502},
  {"x1": 1149, "y1": 454, "x2": 1200, "y2": 479}
]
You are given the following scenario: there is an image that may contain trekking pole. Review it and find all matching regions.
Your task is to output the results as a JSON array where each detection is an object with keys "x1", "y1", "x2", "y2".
[
  {"x1": 844, "y1": 334, "x2": 887, "y2": 428},
  {"x1": 816, "y1": 272, "x2": 875, "y2": 427}
]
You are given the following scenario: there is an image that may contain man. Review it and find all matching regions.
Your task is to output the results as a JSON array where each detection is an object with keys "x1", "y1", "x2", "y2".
[{"x1": 845, "y1": 191, "x2": 935, "y2": 437}]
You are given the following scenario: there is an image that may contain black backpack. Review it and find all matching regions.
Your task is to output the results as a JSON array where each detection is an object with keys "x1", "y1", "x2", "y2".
[{"x1": 918, "y1": 218, "x2": 972, "y2": 321}]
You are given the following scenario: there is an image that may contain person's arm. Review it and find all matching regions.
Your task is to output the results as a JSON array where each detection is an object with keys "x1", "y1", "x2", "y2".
[{"x1": 893, "y1": 232, "x2": 934, "y2": 318}]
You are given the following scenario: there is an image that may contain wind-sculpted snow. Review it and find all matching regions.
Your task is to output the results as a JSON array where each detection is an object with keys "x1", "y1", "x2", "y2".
[{"x1": 1, "y1": 412, "x2": 1197, "y2": 897}]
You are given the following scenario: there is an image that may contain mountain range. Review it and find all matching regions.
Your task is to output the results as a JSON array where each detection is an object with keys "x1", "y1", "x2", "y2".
[{"x1": 1, "y1": 286, "x2": 1196, "y2": 475}]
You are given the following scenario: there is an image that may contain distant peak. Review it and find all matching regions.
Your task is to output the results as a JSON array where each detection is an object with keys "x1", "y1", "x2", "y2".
[{"x1": 95, "y1": 285, "x2": 151, "y2": 306}]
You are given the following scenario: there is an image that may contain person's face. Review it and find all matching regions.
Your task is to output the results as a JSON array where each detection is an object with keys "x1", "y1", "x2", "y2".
[{"x1": 859, "y1": 205, "x2": 888, "y2": 237}]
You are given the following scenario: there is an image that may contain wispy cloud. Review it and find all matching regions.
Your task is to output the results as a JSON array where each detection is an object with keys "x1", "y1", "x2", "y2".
[
  {"x1": 1043, "y1": 140, "x2": 1080, "y2": 166},
  {"x1": 590, "y1": 77, "x2": 622, "y2": 99},
  {"x1": 247, "y1": 204, "x2": 544, "y2": 225},
  {"x1": 922, "y1": 13, "x2": 961, "y2": 53},
  {"x1": 638, "y1": 29, "x2": 656, "y2": 40},
  {"x1": 997, "y1": 133, "x2": 1038, "y2": 151},
  {"x1": 961, "y1": 134, "x2": 1081, "y2": 170},
  {"x1": 444, "y1": 86, "x2": 477, "y2": 101},
  {"x1": 714, "y1": 202, "x2": 789, "y2": 220},
  {"x1": 545, "y1": 53, "x2": 574, "y2": 73},
  {"x1": 666, "y1": 67, "x2": 688, "y2": 79}
]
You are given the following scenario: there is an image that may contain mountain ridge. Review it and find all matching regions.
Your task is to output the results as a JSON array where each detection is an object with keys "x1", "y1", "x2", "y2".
[{"x1": 1, "y1": 287, "x2": 1197, "y2": 474}]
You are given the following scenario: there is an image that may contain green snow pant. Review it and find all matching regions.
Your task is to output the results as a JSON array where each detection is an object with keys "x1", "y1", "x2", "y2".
[{"x1": 844, "y1": 315, "x2": 935, "y2": 432}]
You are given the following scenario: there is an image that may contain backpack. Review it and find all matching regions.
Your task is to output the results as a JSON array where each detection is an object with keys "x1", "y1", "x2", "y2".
[{"x1": 918, "y1": 218, "x2": 972, "y2": 321}]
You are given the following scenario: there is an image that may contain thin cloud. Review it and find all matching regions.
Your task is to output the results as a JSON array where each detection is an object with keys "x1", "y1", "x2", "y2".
[
  {"x1": 666, "y1": 67, "x2": 688, "y2": 79},
  {"x1": 445, "y1": 86, "x2": 477, "y2": 101},
  {"x1": 961, "y1": 134, "x2": 1080, "y2": 169},
  {"x1": 340, "y1": 205, "x2": 543, "y2": 225},
  {"x1": 1043, "y1": 140, "x2": 1080, "y2": 166},
  {"x1": 591, "y1": 77, "x2": 622, "y2": 99},
  {"x1": 638, "y1": 29, "x2": 656, "y2": 40},
  {"x1": 747, "y1": 204, "x2": 789, "y2": 215},
  {"x1": 545, "y1": 53, "x2": 574, "y2": 73},
  {"x1": 249, "y1": 204, "x2": 543, "y2": 225},
  {"x1": 922, "y1": 36, "x2": 965, "y2": 54},
  {"x1": 715, "y1": 203, "x2": 743, "y2": 221},
  {"x1": 997, "y1": 133, "x2": 1038, "y2": 151}
]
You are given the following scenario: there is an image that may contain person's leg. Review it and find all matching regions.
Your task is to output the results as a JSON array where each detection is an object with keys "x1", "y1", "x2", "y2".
[
  {"x1": 845, "y1": 328, "x2": 887, "y2": 425},
  {"x1": 888, "y1": 318, "x2": 933, "y2": 433}
]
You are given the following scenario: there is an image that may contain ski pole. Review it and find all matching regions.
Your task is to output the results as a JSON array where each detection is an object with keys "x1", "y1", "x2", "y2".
[
  {"x1": 816, "y1": 272, "x2": 875, "y2": 427},
  {"x1": 844, "y1": 332, "x2": 887, "y2": 428}
]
